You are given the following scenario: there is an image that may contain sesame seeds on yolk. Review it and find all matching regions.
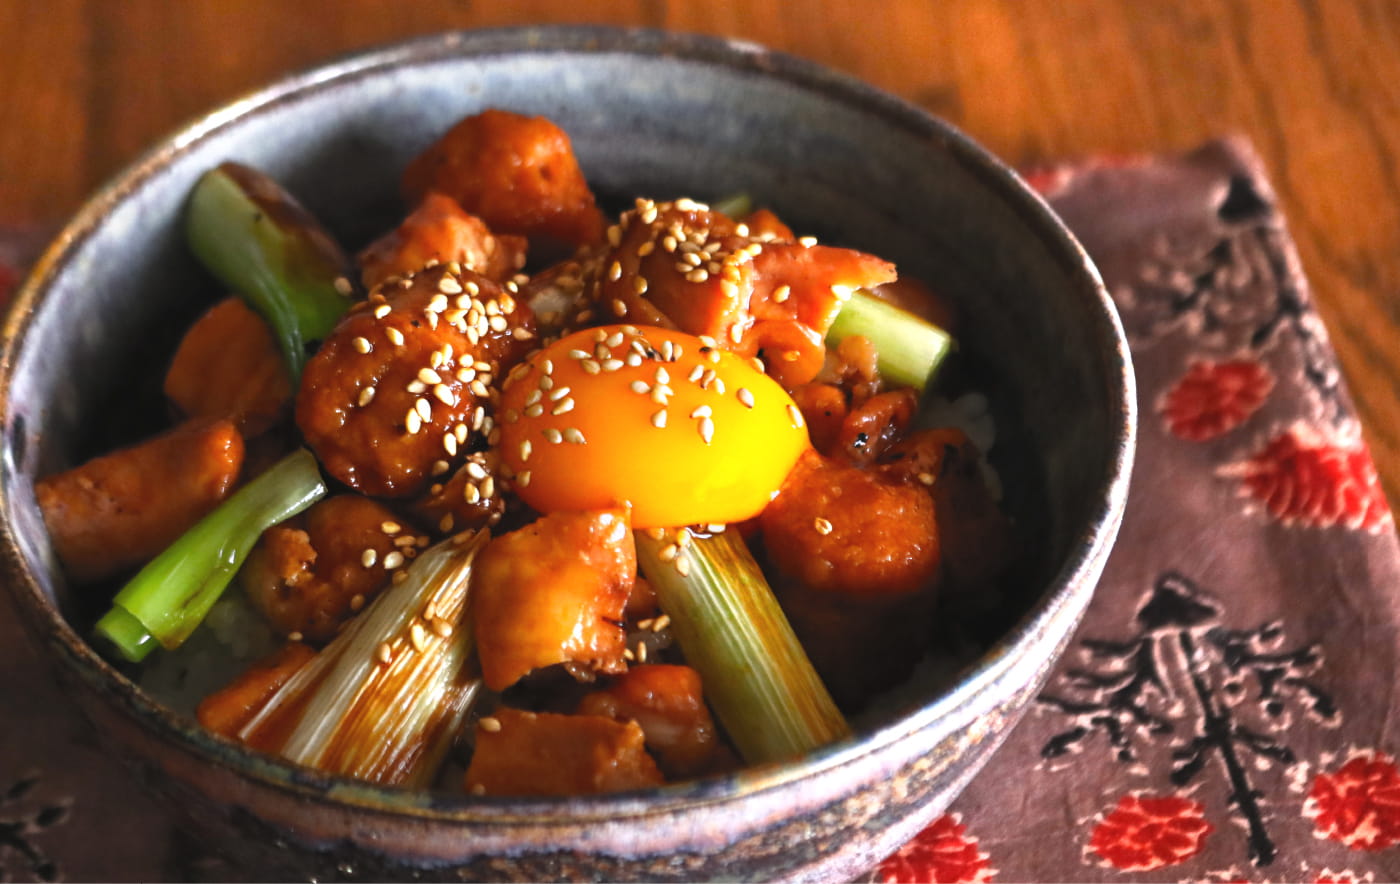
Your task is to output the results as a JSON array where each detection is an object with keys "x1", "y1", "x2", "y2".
[{"x1": 498, "y1": 325, "x2": 810, "y2": 528}]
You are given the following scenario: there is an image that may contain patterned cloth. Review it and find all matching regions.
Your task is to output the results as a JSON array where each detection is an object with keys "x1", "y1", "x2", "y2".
[{"x1": 2, "y1": 138, "x2": 1397, "y2": 883}]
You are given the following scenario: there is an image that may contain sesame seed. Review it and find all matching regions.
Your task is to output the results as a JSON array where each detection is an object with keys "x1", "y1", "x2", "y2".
[
  {"x1": 481, "y1": 476, "x2": 496, "y2": 498},
  {"x1": 438, "y1": 513, "x2": 455, "y2": 533},
  {"x1": 455, "y1": 423, "x2": 470, "y2": 443},
  {"x1": 675, "y1": 555, "x2": 691, "y2": 577},
  {"x1": 630, "y1": 380, "x2": 651, "y2": 394},
  {"x1": 383, "y1": 550, "x2": 405, "y2": 569},
  {"x1": 636, "y1": 642, "x2": 648, "y2": 663},
  {"x1": 438, "y1": 276, "x2": 463, "y2": 295},
  {"x1": 418, "y1": 367, "x2": 443, "y2": 385},
  {"x1": 361, "y1": 549, "x2": 378, "y2": 568},
  {"x1": 479, "y1": 716, "x2": 502, "y2": 733},
  {"x1": 651, "y1": 409, "x2": 668, "y2": 429},
  {"x1": 787, "y1": 404, "x2": 805, "y2": 427},
  {"x1": 466, "y1": 462, "x2": 488, "y2": 480},
  {"x1": 633, "y1": 276, "x2": 649, "y2": 295},
  {"x1": 637, "y1": 618, "x2": 654, "y2": 631},
  {"x1": 581, "y1": 359, "x2": 601, "y2": 374},
  {"x1": 549, "y1": 386, "x2": 571, "y2": 402},
  {"x1": 772, "y1": 284, "x2": 791, "y2": 303},
  {"x1": 430, "y1": 385, "x2": 455, "y2": 407},
  {"x1": 799, "y1": 235, "x2": 817, "y2": 247},
  {"x1": 552, "y1": 398, "x2": 576, "y2": 415},
  {"x1": 918, "y1": 472, "x2": 936, "y2": 486},
  {"x1": 405, "y1": 410, "x2": 422, "y2": 434},
  {"x1": 651, "y1": 386, "x2": 671, "y2": 404},
  {"x1": 729, "y1": 324, "x2": 744, "y2": 344},
  {"x1": 519, "y1": 440, "x2": 532, "y2": 462},
  {"x1": 563, "y1": 428, "x2": 586, "y2": 444},
  {"x1": 655, "y1": 366, "x2": 670, "y2": 384},
  {"x1": 814, "y1": 517, "x2": 834, "y2": 535},
  {"x1": 393, "y1": 570, "x2": 409, "y2": 584},
  {"x1": 465, "y1": 280, "x2": 480, "y2": 296},
  {"x1": 415, "y1": 398, "x2": 433, "y2": 421},
  {"x1": 518, "y1": 470, "x2": 532, "y2": 487},
  {"x1": 464, "y1": 483, "x2": 481, "y2": 504},
  {"x1": 352, "y1": 336, "x2": 372, "y2": 354},
  {"x1": 428, "y1": 294, "x2": 449, "y2": 314},
  {"x1": 407, "y1": 380, "x2": 427, "y2": 395},
  {"x1": 659, "y1": 543, "x2": 678, "y2": 562},
  {"x1": 376, "y1": 642, "x2": 393, "y2": 665},
  {"x1": 470, "y1": 380, "x2": 490, "y2": 398},
  {"x1": 357, "y1": 386, "x2": 377, "y2": 407},
  {"x1": 737, "y1": 387, "x2": 755, "y2": 408},
  {"x1": 443, "y1": 433, "x2": 458, "y2": 456},
  {"x1": 624, "y1": 353, "x2": 642, "y2": 367},
  {"x1": 698, "y1": 417, "x2": 715, "y2": 444},
  {"x1": 409, "y1": 622, "x2": 428, "y2": 652},
  {"x1": 333, "y1": 276, "x2": 353, "y2": 296},
  {"x1": 602, "y1": 359, "x2": 624, "y2": 372},
  {"x1": 374, "y1": 304, "x2": 392, "y2": 319},
  {"x1": 612, "y1": 298, "x2": 628, "y2": 316},
  {"x1": 685, "y1": 268, "x2": 709, "y2": 283},
  {"x1": 525, "y1": 403, "x2": 545, "y2": 418},
  {"x1": 386, "y1": 327, "x2": 405, "y2": 346},
  {"x1": 432, "y1": 619, "x2": 453, "y2": 638},
  {"x1": 623, "y1": 648, "x2": 635, "y2": 662},
  {"x1": 688, "y1": 365, "x2": 705, "y2": 383},
  {"x1": 713, "y1": 377, "x2": 726, "y2": 394},
  {"x1": 653, "y1": 614, "x2": 671, "y2": 632},
  {"x1": 608, "y1": 260, "x2": 623, "y2": 282},
  {"x1": 350, "y1": 593, "x2": 366, "y2": 612},
  {"x1": 543, "y1": 428, "x2": 563, "y2": 444},
  {"x1": 381, "y1": 520, "x2": 401, "y2": 534}
]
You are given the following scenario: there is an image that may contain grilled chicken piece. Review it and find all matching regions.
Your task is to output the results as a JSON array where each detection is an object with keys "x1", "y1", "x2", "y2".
[{"x1": 37, "y1": 418, "x2": 244, "y2": 582}]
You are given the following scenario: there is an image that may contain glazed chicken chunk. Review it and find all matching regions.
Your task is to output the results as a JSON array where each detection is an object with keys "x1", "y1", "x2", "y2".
[{"x1": 296, "y1": 263, "x2": 536, "y2": 496}]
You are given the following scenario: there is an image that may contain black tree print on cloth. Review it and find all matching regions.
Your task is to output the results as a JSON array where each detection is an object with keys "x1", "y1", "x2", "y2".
[
  {"x1": 0, "y1": 772, "x2": 68, "y2": 883},
  {"x1": 1119, "y1": 175, "x2": 1347, "y2": 424},
  {"x1": 1037, "y1": 572, "x2": 1338, "y2": 867}
]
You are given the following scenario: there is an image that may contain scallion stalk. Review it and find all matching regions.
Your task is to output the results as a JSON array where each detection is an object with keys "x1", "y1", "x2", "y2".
[
  {"x1": 711, "y1": 192, "x2": 753, "y2": 218},
  {"x1": 825, "y1": 291, "x2": 954, "y2": 392},
  {"x1": 185, "y1": 162, "x2": 354, "y2": 381},
  {"x1": 238, "y1": 530, "x2": 489, "y2": 787},
  {"x1": 94, "y1": 448, "x2": 327, "y2": 662},
  {"x1": 635, "y1": 528, "x2": 849, "y2": 764}
]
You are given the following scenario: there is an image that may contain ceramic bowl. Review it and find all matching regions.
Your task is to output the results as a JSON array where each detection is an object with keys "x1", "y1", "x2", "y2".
[{"x1": 0, "y1": 26, "x2": 1134, "y2": 882}]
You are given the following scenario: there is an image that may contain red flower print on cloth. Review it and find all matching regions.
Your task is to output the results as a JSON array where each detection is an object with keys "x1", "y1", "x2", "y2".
[
  {"x1": 1314, "y1": 869, "x2": 1375, "y2": 883},
  {"x1": 1087, "y1": 793, "x2": 1213, "y2": 871},
  {"x1": 1220, "y1": 424, "x2": 1393, "y2": 532},
  {"x1": 877, "y1": 814, "x2": 993, "y2": 884},
  {"x1": 1160, "y1": 359, "x2": 1274, "y2": 441},
  {"x1": 1305, "y1": 750, "x2": 1400, "y2": 851}
]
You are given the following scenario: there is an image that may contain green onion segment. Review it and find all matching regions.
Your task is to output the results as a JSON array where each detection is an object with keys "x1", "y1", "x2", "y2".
[
  {"x1": 826, "y1": 290, "x2": 954, "y2": 393},
  {"x1": 94, "y1": 449, "x2": 327, "y2": 662},
  {"x1": 635, "y1": 528, "x2": 850, "y2": 765},
  {"x1": 185, "y1": 162, "x2": 354, "y2": 381}
]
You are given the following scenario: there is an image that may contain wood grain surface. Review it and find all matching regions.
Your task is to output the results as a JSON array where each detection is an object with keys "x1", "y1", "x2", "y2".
[{"x1": 2, "y1": 0, "x2": 1396, "y2": 513}]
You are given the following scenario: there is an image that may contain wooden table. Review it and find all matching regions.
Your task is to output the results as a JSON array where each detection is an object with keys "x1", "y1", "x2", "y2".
[{"x1": 3, "y1": 0, "x2": 1397, "y2": 513}]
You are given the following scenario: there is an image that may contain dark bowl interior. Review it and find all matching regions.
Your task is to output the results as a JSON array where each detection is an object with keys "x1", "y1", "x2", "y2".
[{"x1": 0, "y1": 26, "x2": 1133, "y2": 882}]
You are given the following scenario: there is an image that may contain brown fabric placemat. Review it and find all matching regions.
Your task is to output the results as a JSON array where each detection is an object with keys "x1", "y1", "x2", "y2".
[
  {"x1": 2, "y1": 138, "x2": 1397, "y2": 883},
  {"x1": 873, "y1": 139, "x2": 1400, "y2": 883}
]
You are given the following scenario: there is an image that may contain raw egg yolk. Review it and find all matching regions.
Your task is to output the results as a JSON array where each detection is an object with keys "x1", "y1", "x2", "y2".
[{"x1": 498, "y1": 325, "x2": 810, "y2": 529}]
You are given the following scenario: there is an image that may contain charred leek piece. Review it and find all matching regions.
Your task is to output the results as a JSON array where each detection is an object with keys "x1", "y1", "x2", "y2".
[
  {"x1": 185, "y1": 162, "x2": 355, "y2": 381},
  {"x1": 825, "y1": 291, "x2": 954, "y2": 393},
  {"x1": 711, "y1": 192, "x2": 753, "y2": 218},
  {"x1": 94, "y1": 449, "x2": 327, "y2": 663},
  {"x1": 635, "y1": 528, "x2": 849, "y2": 764},
  {"x1": 238, "y1": 530, "x2": 489, "y2": 787}
]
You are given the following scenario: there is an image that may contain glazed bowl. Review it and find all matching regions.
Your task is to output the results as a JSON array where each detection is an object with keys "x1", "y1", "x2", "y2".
[{"x1": 0, "y1": 26, "x2": 1134, "y2": 882}]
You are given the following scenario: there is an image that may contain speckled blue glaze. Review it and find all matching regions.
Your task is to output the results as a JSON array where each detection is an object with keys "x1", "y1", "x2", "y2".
[{"x1": 0, "y1": 26, "x2": 1134, "y2": 882}]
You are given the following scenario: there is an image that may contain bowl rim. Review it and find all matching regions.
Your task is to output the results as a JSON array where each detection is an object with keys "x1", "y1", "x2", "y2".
[{"x1": 0, "y1": 24, "x2": 1136, "y2": 822}]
